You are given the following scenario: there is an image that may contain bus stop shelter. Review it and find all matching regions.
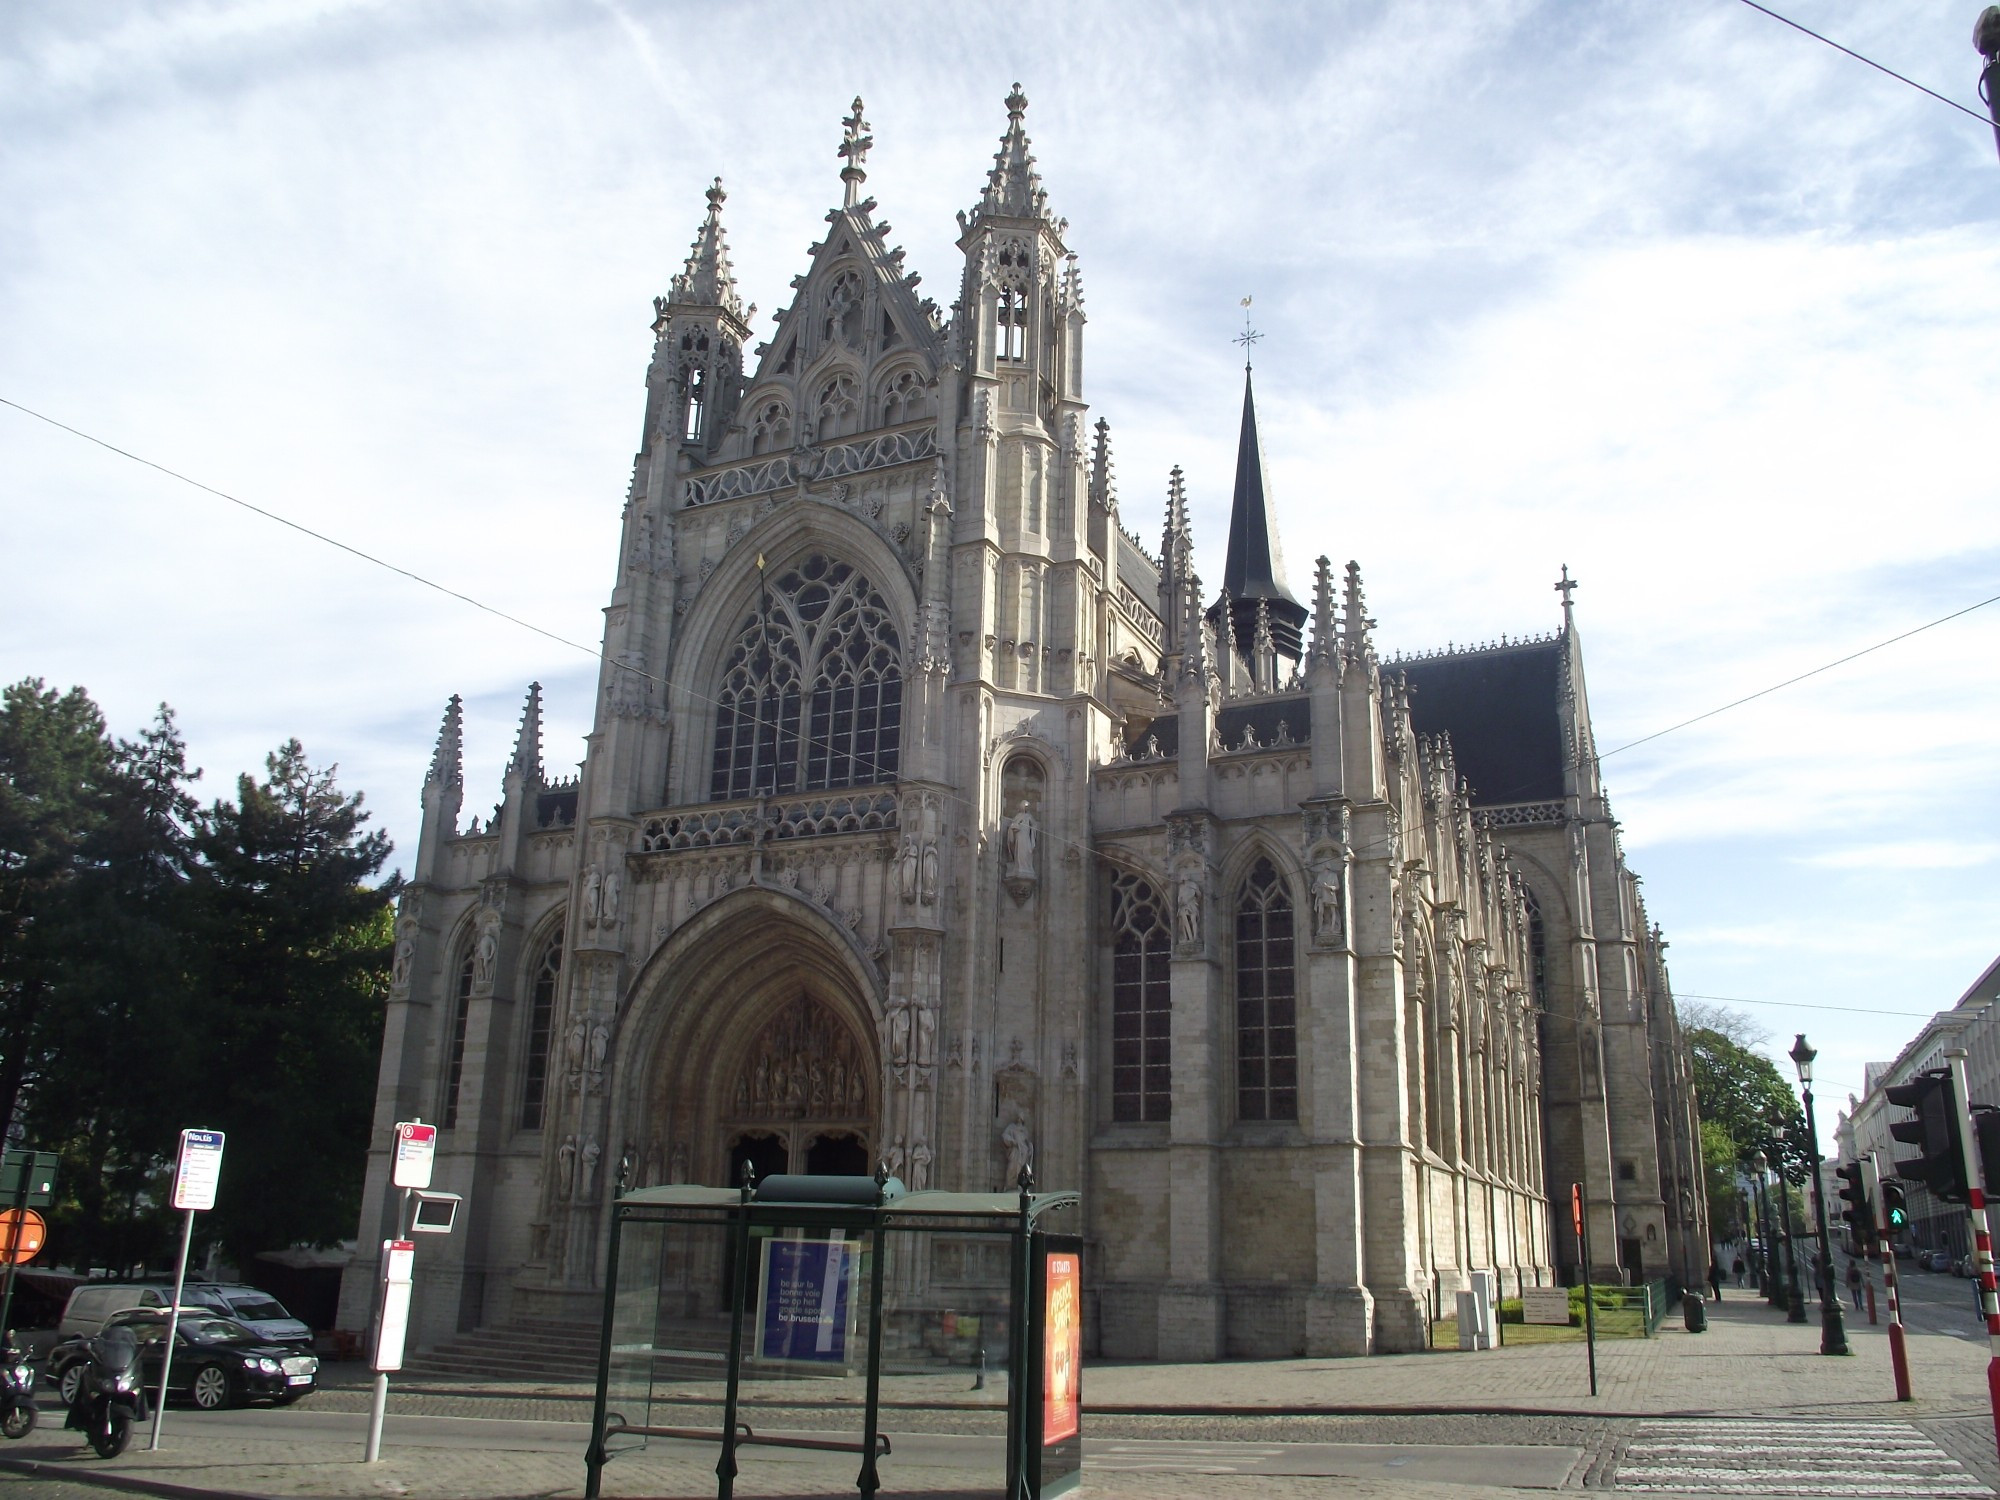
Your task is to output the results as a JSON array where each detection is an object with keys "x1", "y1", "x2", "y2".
[{"x1": 583, "y1": 1172, "x2": 1081, "y2": 1500}]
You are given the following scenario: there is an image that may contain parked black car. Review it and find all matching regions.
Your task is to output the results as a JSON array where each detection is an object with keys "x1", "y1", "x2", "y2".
[{"x1": 45, "y1": 1309, "x2": 316, "y2": 1410}]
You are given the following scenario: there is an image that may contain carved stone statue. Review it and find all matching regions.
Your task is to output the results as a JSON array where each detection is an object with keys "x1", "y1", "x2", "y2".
[
  {"x1": 888, "y1": 1000, "x2": 913, "y2": 1067},
  {"x1": 565, "y1": 1017, "x2": 588, "y2": 1089},
  {"x1": 581, "y1": 1137, "x2": 602, "y2": 1198},
  {"x1": 587, "y1": 1021, "x2": 610, "y2": 1090},
  {"x1": 1003, "y1": 808, "x2": 1037, "y2": 875},
  {"x1": 909, "y1": 1140, "x2": 933, "y2": 1190},
  {"x1": 582, "y1": 866, "x2": 603, "y2": 926},
  {"x1": 1001, "y1": 1118, "x2": 1035, "y2": 1190},
  {"x1": 915, "y1": 1003, "x2": 937, "y2": 1068},
  {"x1": 557, "y1": 1134, "x2": 578, "y2": 1200},
  {"x1": 391, "y1": 938, "x2": 414, "y2": 990},
  {"x1": 473, "y1": 922, "x2": 499, "y2": 987},
  {"x1": 1175, "y1": 876, "x2": 1203, "y2": 947},
  {"x1": 897, "y1": 836, "x2": 921, "y2": 904},
  {"x1": 601, "y1": 869, "x2": 622, "y2": 927},
  {"x1": 883, "y1": 1141, "x2": 906, "y2": 1180},
  {"x1": 919, "y1": 840, "x2": 939, "y2": 905},
  {"x1": 1312, "y1": 866, "x2": 1344, "y2": 945}
]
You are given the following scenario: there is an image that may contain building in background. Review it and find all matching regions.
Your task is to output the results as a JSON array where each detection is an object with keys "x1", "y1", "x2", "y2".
[
  {"x1": 1837, "y1": 956, "x2": 2000, "y2": 1261},
  {"x1": 339, "y1": 90, "x2": 1706, "y2": 1362}
]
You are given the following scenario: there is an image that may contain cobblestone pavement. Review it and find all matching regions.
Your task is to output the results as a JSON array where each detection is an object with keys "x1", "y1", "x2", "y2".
[{"x1": 1, "y1": 1289, "x2": 1994, "y2": 1498}]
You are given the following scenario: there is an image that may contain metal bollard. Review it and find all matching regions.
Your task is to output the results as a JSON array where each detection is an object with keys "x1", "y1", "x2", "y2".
[{"x1": 1682, "y1": 1291, "x2": 1708, "y2": 1332}]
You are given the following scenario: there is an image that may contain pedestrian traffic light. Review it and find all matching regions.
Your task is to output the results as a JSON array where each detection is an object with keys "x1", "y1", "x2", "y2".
[
  {"x1": 1880, "y1": 1180, "x2": 1908, "y2": 1236},
  {"x1": 1888, "y1": 1069, "x2": 1968, "y2": 1203},
  {"x1": 1835, "y1": 1160, "x2": 1875, "y2": 1257}
]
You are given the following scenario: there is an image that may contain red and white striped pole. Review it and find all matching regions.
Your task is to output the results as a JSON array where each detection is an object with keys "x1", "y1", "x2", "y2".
[
  {"x1": 1944, "y1": 1048, "x2": 2000, "y2": 1456},
  {"x1": 1869, "y1": 1150, "x2": 1911, "y2": 1402}
]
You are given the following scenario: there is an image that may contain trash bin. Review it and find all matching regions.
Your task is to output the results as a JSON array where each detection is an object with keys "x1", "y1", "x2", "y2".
[{"x1": 1682, "y1": 1291, "x2": 1708, "y2": 1332}]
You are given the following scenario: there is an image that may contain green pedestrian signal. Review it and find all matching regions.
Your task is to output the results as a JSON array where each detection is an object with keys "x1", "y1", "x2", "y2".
[{"x1": 1881, "y1": 1180, "x2": 1908, "y2": 1233}]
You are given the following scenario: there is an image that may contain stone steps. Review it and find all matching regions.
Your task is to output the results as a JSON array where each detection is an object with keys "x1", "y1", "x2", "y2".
[{"x1": 403, "y1": 1317, "x2": 602, "y2": 1381}]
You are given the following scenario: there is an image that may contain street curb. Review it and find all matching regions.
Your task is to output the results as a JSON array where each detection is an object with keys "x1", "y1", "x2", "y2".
[{"x1": 0, "y1": 1455, "x2": 270, "y2": 1500}]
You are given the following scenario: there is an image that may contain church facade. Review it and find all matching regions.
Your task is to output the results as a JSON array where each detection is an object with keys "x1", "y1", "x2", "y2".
[{"x1": 338, "y1": 91, "x2": 1707, "y2": 1360}]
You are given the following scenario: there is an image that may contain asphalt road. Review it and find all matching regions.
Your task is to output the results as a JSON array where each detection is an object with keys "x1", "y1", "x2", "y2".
[{"x1": 1880, "y1": 1258, "x2": 1991, "y2": 1339}]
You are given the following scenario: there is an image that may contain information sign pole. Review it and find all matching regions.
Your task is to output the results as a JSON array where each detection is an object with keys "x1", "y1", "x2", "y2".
[
  {"x1": 364, "y1": 1120, "x2": 437, "y2": 1463},
  {"x1": 1573, "y1": 1182, "x2": 1597, "y2": 1397},
  {"x1": 151, "y1": 1129, "x2": 224, "y2": 1451}
]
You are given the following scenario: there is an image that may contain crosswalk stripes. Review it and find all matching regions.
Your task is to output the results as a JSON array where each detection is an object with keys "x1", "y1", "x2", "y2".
[
  {"x1": 1615, "y1": 1418, "x2": 1994, "y2": 1496},
  {"x1": 1090, "y1": 1439, "x2": 1287, "y2": 1474}
]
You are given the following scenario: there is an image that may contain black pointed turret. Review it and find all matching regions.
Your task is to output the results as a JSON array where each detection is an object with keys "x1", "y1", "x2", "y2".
[{"x1": 1210, "y1": 368, "x2": 1306, "y2": 663}]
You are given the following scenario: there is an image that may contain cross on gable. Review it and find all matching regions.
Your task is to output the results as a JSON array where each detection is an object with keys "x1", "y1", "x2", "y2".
[
  {"x1": 1555, "y1": 565, "x2": 1579, "y2": 609},
  {"x1": 838, "y1": 97, "x2": 872, "y2": 169}
]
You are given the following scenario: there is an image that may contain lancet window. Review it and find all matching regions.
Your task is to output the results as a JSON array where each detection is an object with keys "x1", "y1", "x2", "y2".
[
  {"x1": 684, "y1": 366, "x2": 706, "y2": 442},
  {"x1": 442, "y1": 950, "x2": 474, "y2": 1129},
  {"x1": 816, "y1": 373, "x2": 860, "y2": 440},
  {"x1": 519, "y1": 927, "x2": 563, "y2": 1130},
  {"x1": 749, "y1": 399, "x2": 792, "y2": 455},
  {"x1": 997, "y1": 287, "x2": 1027, "y2": 361},
  {"x1": 709, "y1": 554, "x2": 902, "y2": 800},
  {"x1": 1110, "y1": 871, "x2": 1172, "y2": 1123},
  {"x1": 880, "y1": 369, "x2": 927, "y2": 425},
  {"x1": 1234, "y1": 859, "x2": 1298, "y2": 1122}
]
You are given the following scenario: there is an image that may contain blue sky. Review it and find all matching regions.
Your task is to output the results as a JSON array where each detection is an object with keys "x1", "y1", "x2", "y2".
[{"x1": 4, "y1": 0, "x2": 1998, "y2": 1143}]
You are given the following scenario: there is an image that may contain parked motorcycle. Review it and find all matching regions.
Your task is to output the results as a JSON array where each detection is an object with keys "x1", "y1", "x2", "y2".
[
  {"x1": 64, "y1": 1324, "x2": 146, "y2": 1458},
  {"x1": 0, "y1": 1332, "x2": 35, "y2": 1439}
]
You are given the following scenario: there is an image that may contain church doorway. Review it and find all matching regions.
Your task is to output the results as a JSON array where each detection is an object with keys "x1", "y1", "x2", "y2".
[{"x1": 715, "y1": 993, "x2": 874, "y2": 1178}]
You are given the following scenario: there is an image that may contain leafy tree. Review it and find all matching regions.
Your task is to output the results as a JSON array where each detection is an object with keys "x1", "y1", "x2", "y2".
[{"x1": 184, "y1": 740, "x2": 398, "y2": 1263}]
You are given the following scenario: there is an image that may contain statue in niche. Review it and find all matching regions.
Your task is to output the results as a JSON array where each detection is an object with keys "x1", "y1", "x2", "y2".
[
  {"x1": 1175, "y1": 875, "x2": 1203, "y2": 948},
  {"x1": 1004, "y1": 807, "x2": 1037, "y2": 875},
  {"x1": 1312, "y1": 865, "x2": 1344, "y2": 945},
  {"x1": 473, "y1": 921, "x2": 499, "y2": 988},
  {"x1": 587, "y1": 1021, "x2": 610, "y2": 1092},
  {"x1": 581, "y1": 1138, "x2": 602, "y2": 1198},
  {"x1": 883, "y1": 1141, "x2": 906, "y2": 1181},
  {"x1": 915, "y1": 1003, "x2": 937, "y2": 1068},
  {"x1": 909, "y1": 1140, "x2": 933, "y2": 1190},
  {"x1": 919, "y1": 839, "x2": 939, "y2": 905},
  {"x1": 391, "y1": 937, "x2": 414, "y2": 990},
  {"x1": 897, "y1": 836, "x2": 921, "y2": 904},
  {"x1": 601, "y1": 869, "x2": 622, "y2": 927},
  {"x1": 556, "y1": 1134, "x2": 578, "y2": 1200},
  {"x1": 1001, "y1": 1118, "x2": 1035, "y2": 1190},
  {"x1": 888, "y1": 1000, "x2": 913, "y2": 1068},
  {"x1": 565, "y1": 1017, "x2": 588, "y2": 1090},
  {"x1": 582, "y1": 866, "x2": 603, "y2": 926},
  {"x1": 669, "y1": 1141, "x2": 689, "y2": 1184}
]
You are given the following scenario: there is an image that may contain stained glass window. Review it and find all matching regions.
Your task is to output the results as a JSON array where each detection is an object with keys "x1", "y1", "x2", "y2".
[
  {"x1": 519, "y1": 928, "x2": 563, "y2": 1130},
  {"x1": 1110, "y1": 871, "x2": 1172, "y2": 1123},
  {"x1": 709, "y1": 555, "x2": 902, "y2": 800},
  {"x1": 1234, "y1": 859, "x2": 1297, "y2": 1121},
  {"x1": 442, "y1": 951, "x2": 474, "y2": 1129}
]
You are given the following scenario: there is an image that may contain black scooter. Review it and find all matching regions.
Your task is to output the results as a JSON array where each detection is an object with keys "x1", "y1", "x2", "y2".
[
  {"x1": 64, "y1": 1325, "x2": 146, "y2": 1458},
  {"x1": 0, "y1": 1331, "x2": 34, "y2": 1440}
]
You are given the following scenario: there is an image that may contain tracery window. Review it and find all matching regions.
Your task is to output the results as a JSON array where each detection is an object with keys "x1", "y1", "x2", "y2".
[
  {"x1": 880, "y1": 369, "x2": 927, "y2": 425},
  {"x1": 817, "y1": 373, "x2": 860, "y2": 440},
  {"x1": 750, "y1": 399, "x2": 792, "y2": 455},
  {"x1": 996, "y1": 287, "x2": 1027, "y2": 361},
  {"x1": 519, "y1": 927, "x2": 563, "y2": 1130},
  {"x1": 709, "y1": 554, "x2": 902, "y2": 800},
  {"x1": 1110, "y1": 871, "x2": 1172, "y2": 1123},
  {"x1": 442, "y1": 951, "x2": 474, "y2": 1129},
  {"x1": 1234, "y1": 859, "x2": 1297, "y2": 1121},
  {"x1": 1525, "y1": 888, "x2": 1549, "y2": 1010},
  {"x1": 684, "y1": 366, "x2": 706, "y2": 441}
]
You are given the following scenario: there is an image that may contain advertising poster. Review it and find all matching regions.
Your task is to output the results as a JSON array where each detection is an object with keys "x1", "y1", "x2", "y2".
[
  {"x1": 1042, "y1": 1251, "x2": 1081, "y2": 1444},
  {"x1": 758, "y1": 1238, "x2": 854, "y2": 1363}
]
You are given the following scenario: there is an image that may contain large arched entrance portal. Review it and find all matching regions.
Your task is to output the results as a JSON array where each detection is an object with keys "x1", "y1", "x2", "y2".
[{"x1": 623, "y1": 889, "x2": 881, "y2": 1190}]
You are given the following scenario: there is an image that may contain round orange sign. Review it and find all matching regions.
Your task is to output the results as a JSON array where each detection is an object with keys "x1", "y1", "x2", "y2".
[{"x1": 0, "y1": 1209, "x2": 46, "y2": 1264}]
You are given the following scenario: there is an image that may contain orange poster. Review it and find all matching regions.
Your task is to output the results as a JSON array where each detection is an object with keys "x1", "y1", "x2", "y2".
[{"x1": 1043, "y1": 1252, "x2": 1080, "y2": 1444}]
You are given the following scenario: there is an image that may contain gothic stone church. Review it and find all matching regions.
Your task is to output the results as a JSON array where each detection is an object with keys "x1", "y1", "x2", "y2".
[{"x1": 340, "y1": 91, "x2": 1708, "y2": 1360}]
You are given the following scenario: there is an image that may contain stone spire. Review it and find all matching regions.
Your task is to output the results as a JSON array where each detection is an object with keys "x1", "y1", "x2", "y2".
[
  {"x1": 978, "y1": 83, "x2": 1051, "y2": 221},
  {"x1": 1209, "y1": 367, "x2": 1306, "y2": 665},
  {"x1": 1178, "y1": 573, "x2": 1211, "y2": 688},
  {"x1": 669, "y1": 178, "x2": 746, "y2": 323},
  {"x1": 1253, "y1": 596, "x2": 1277, "y2": 690},
  {"x1": 1342, "y1": 560, "x2": 1373, "y2": 658},
  {"x1": 838, "y1": 96, "x2": 873, "y2": 210},
  {"x1": 1308, "y1": 555, "x2": 1337, "y2": 668},
  {"x1": 506, "y1": 682, "x2": 543, "y2": 783},
  {"x1": 426, "y1": 695, "x2": 463, "y2": 788},
  {"x1": 1089, "y1": 417, "x2": 1116, "y2": 514}
]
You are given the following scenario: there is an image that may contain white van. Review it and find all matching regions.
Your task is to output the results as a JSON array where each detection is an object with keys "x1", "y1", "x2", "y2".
[
  {"x1": 57, "y1": 1283, "x2": 217, "y2": 1339},
  {"x1": 187, "y1": 1284, "x2": 311, "y2": 1346}
]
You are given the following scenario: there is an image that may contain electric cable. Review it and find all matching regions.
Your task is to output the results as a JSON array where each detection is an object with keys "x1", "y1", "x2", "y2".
[{"x1": 1733, "y1": 0, "x2": 1997, "y2": 130}]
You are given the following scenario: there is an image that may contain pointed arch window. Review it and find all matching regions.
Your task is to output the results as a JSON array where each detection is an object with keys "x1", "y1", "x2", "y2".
[
  {"x1": 880, "y1": 370, "x2": 928, "y2": 425},
  {"x1": 817, "y1": 373, "x2": 860, "y2": 440},
  {"x1": 1234, "y1": 858, "x2": 1297, "y2": 1121},
  {"x1": 997, "y1": 287, "x2": 1027, "y2": 361},
  {"x1": 1110, "y1": 871, "x2": 1172, "y2": 1123},
  {"x1": 710, "y1": 554, "x2": 902, "y2": 800},
  {"x1": 1525, "y1": 887, "x2": 1549, "y2": 1010},
  {"x1": 750, "y1": 399, "x2": 792, "y2": 455},
  {"x1": 519, "y1": 927, "x2": 563, "y2": 1130},
  {"x1": 684, "y1": 365, "x2": 707, "y2": 442},
  {"x1": 442, "y1": 950, "x2": 474, "y2": 1129}
]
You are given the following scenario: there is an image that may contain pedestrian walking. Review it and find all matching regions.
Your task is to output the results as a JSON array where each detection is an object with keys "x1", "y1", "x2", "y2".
[
  {"x1": 1732, "y1": 1254, "x2": 1745, "y2": 1288},
  {"x1": 1845, "y1": 1259, "x2": 1862, "y2": 1311},
  {"x1": 1708, "y1": 1259, "x2": 1723, "y2": 1302}
]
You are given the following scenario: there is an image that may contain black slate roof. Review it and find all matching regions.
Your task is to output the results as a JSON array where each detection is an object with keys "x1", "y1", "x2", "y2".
[{"x1": 1399, "y1": 640, "x2": 1565, "y2": 805}]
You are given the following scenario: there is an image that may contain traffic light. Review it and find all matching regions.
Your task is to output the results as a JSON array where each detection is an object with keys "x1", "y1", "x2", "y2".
[
  {"x1": 1835, "y1": 1161, "x2": 1875, "y2": 1256},
  {"x1": 1976, "y1": 1109, "x2": 2000, "y2": 1198},
  {"x1": 1880, "y1": 1180, "x2": 1908, "y2": 1237},
  {"x1": 1888, "y1": 1069, "x2": 1968, "y2": 1204}
]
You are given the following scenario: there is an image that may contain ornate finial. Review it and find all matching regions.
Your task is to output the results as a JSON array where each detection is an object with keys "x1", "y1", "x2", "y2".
[
  {"x1": 1006, "y1": 82, "x2": 1027, "y2": 121},
  {"x1": 977, "y1": 83, "x2": 1050, "y2": 222},
  {"x1": 1342, "y1": 560, "x2": 1374, "y2": 654},
  {"x1": 839, "y1": 96, "x2": 873, "y2": 208},
  {"x1": 1309, "y1": 556, "x2": 1337, "y2": 666},
  {"x1": 506, "y1": 681, "x2": 543, "y2": 783},
  {"x1": 669, "y1": 176, "x2": 744, "y2": 322},
  {"x1": 705, "y1": 176, "x2": 725, "y2": 212},
  {"x1": 1254, "y1": 596, "x2": 1275, "y2": 653},
  {"x1": 1555, "y1": 564, "x2": 1579, "y2": 625},
  {"x1": 1090, "y1": 417, "x2": 1116, "y2": 513},
  {"x1": 427, "y1": 694, "x2": 464, "y2": 789},
  {"x1": 1234, "y1": 295, "x2": 1261, "y2": 369}
]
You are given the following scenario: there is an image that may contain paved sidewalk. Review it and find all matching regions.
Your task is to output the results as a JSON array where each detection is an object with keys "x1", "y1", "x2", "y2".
[{"x1": 0, "y1": 1289, "x2": 1987, "y2": 1499}]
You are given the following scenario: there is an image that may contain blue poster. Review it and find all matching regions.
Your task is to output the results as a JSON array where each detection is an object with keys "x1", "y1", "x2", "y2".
[{"x1": 758, "y1": 1239, "x2": 854, "y2": 1363}]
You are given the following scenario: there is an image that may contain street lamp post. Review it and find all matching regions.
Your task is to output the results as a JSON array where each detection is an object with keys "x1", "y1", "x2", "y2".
[
  {"x1": 1790, "y1": 1033, "x2": 1850, "y2": 1356},
  {"x1": 1775, "y1": 1125, "x2": 1807, "y2": 1324},
  {"x1": 1750, "y1": 1149, "x2": 1774, "y2": 1300}
]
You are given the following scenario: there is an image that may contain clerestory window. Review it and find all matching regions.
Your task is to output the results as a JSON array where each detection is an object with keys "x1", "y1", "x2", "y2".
[{"x1": 709, "y1": 554, "x2": 902, "y2": 800}]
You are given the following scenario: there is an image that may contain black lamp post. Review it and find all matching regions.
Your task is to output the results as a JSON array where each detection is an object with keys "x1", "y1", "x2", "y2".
[
  {"x1": 1790, "y1": 1033, "x2": 1850, "y2": 1355},
  {"x1": 1750, "y1": 1149, "x2": 1773, "y2": 1300}
]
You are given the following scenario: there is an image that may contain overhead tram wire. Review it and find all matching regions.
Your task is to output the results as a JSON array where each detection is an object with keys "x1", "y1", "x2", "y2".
[
  {"x1": 7, "y1": 393, "x2": 1995, "y2": 876},
  {"x1": 1734, "y1": 0, "x2": 1999, "y2": 131}
]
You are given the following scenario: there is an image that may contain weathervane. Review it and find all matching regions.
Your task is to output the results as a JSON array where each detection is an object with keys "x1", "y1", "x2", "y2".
[{"x1": 1233, "y1": 295, "x2": 1261, "y2": 369}]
